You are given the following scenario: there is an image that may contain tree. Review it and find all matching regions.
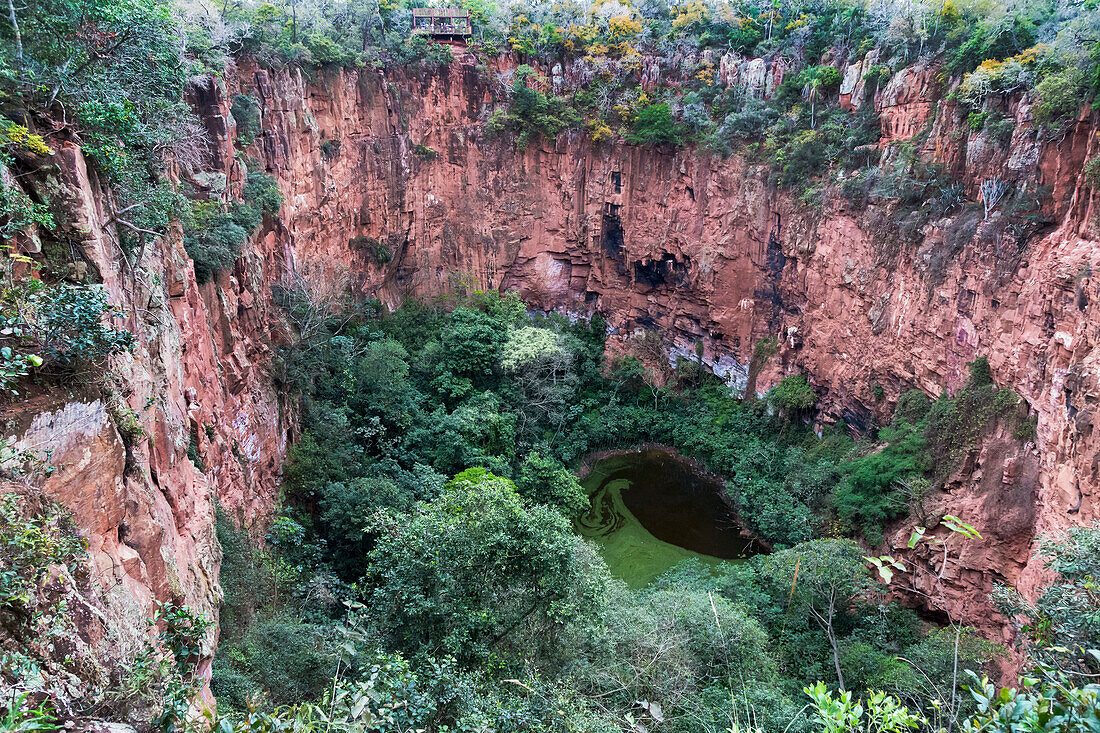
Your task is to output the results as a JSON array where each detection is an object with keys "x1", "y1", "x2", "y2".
[
  {"x1": 500, "y1": 327, "x2": 579, "y2": 435},
  {"x1": 760, "y1": 539, "x2": 869, "y2": 690},
  {"x1": 361, "y1": 468, "x2": 596, "y2": 669},
  {"x1": 995, "y1": 525, "x2": 1100, "y2": 676},
  {"x1": 437, "y1": 307, "x2": 507, "y2": 384},
  {"x1": 627, "y1": 103, "x2": 682, "y2": 147},
  {"x1": 515, "y1": 452, "x2": 590, "y2": 517}
]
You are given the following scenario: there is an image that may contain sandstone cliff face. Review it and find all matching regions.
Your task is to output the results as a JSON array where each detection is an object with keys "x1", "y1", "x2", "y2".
[
  {"x1": 5, "y1": 45, "x2": 1098, "y2": 694},
  {"x1": 3, "y1": 129, "x2": 292, "y2": 702},
  {"x1": 220, "y1": 50, "x2": 1097, "y2": 641}
]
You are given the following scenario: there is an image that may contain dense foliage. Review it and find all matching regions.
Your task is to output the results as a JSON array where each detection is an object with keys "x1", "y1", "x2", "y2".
[{"x1": 197, "y1": 288, "x2": 1048, "y2": 732}]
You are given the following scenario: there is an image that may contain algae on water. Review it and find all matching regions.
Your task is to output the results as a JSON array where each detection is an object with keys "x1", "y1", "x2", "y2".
[{"x1": 576, "y1": 449, "x2": 761, "y2": 588}]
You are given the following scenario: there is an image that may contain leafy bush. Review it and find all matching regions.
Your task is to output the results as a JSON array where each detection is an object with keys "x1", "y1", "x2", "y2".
[
  {"x1": 491, "y1": 67, "x2": 580, "y2": 149},
  {"x1": 1084, "y1": 156, "x2": 1100, "y2": 189},
  {"x1": 217, "y1": 615, "x2": 338, "y2": 706},
  {"x1": 230, "y1": 94, "x2": 262, "y2": 147},
  {"x1": 319, "y1": 138, "x2": 341, "y2": 160},
  {"x1": 397, "y1": 35, "x2": 454, "y2": 66},
  {"x1": 802, "y1": 65, "x2": 843, "y2": 93},
  {"x1": 348, "y1": 235, "x2": 393, "y2": 264},
  {"x1": 184, "y1": 169, "x2": 281, "y2": 282},
  {"x1": 0, "y1": 120, "x2": 51, "y2": 158},
  {"x1": 183, "y1": 204, "x2": 249, "y2": 283},
  {"x1": 515, "y1": 452, "x2": 589, "y2": 517},
  {"x1": 0, "y1": 493, "x2": 86, "y2": 618},
  {"x1": 304, "y1": 32, "x2": 353, "y2": 66},
  {"x1": 627, "y1": 102, "x2": 682, "y2": 147},
  {"x1": 243, "y1": 167, "x2": 284, "y2": 216},
  {"x1": 995, "y1": 525, "x2": 1100, "y2": 673},
  {"x1": 27, "y1": 284, "x2": 132, "y2": 368},
  {"x1": 1033, "y1": 68, "x2": 1084, "y2": 127},
  {"x1": 769, "y1": 375, "x2": 816, "y2": 411},
  {"x1": 837, "y1": 359, "x2": 1018, "y2": 541},
  {"x1": 961, "y1": 667, "x2": 1100, "y2": 733},
  {"x1": 0, "y1": 180, "x2": 53, "y2": 242},
  {"x1": 836, "y1": 424, "x2": 927, "y2": 541}
]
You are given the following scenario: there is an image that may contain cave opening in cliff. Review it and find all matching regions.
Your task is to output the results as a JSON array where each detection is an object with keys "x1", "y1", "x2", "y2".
[
  {"x1": 575, "y1": 448, "x2": 764, "y2": 588},
  {"x1": 601, "y1": 205, "x2": 627, "y2": 276}
]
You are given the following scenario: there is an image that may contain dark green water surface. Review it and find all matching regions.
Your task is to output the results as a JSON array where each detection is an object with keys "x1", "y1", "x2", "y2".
[{"x1": 575, "y1": 449, "x2": 763, "y2": 588}]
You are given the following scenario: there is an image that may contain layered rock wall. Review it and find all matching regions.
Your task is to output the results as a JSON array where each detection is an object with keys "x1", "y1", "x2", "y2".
[{"x1": 3, "y1": 120, "x2": 292, "y2": 700}]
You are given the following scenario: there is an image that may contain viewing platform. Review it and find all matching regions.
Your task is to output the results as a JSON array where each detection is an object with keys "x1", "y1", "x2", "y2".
[{"x1": 411, "y1": 8, "x2": 472, "y2": 42}]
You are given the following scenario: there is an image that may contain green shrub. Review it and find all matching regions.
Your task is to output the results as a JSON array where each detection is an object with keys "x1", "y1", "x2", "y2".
[
  {"x1": 986, "y1": 114, "x2": 1016, "y2": 147},
  {"x1": 1085, "y1": 156, "x2": 1100, "y2": 189},
  {"x1": 304, "y1": 32, "x2": 352, "y2": 66},
  {"x1": 1033, "y1": 68, "x2": 1084, "y2": 128},
  {"x1": 946, "y1": 16, "x2": 1037, "y2": 75},
  {"x1": 802, "y1": 65, "x2": 842, "y2": 93},
  {"x1": 515, "y1": 452, "x2": 589, "y2": 517},
  {"x1": 627, "y1": 103, "x2": 682, "y2": 147},
  {"x1": 0, "y1": 179, "x2": 53, "y2": 241},
  {"x1": 769, "y1": 375, "x2": 816, "y2": 411},
  {"x1": 398, "y1": 35, "x2": 454, "y2": 65},
  {"x1": 348, "y1": 235, "x2": 377, "y2": 251},
  {"x1": 753, "y1": 335, "x2": 779, "y2": 362},
  {"x1": 183, "y1": 203, "x2": 248, "y2": 283},
  {"x1": 187, "y1": 428, "x2": 206, "y2": 472},
  {"x1": 413, "y1": 143, "x2": 436, "y2": 159},
  {"x1": 350, "y1": 235, "x2": 393, "y2": 264},
  {"x1": 319, "y1": 138, "x2": 341, "y2": 159},
  {"x1": 27, "y1": 284, "x2": 132, "y2": 368},
  {"x1": 771, "y1": 130, "x2": 827, "y2": 187},
  {"x1": 494, "y1": 67, "x2": 581, "y2": 149},
  {"x1": 184, "y1": 169, "x2": 281, "y2": 282},
  {"x1": 243, "y1": 168, "x2": 283, "y2": 215},
  {"x1": 863, "y1": 64, "x2": 891, "y2": 91},
  {"x1": 0, "y1": 493, "x2": 86, "y2": 617},
  {"x1": 0, "y1": 492, "x2": 89, "y2": 699},
  {"x1": 924, "y1": 365, "x2": 1017, "y2": 481},
  {"x1": 967, "y1": 111, "x2": 989, "y2": 131},
  {"x1": 836, "y1": 426, "x2": 926, "y2": 540},
  {"x1": 219, "y1": 615, "x2": 338, "y2": 705},
  {"x1": 230, "y1": 94, "x2": 261, "y2": 147}
]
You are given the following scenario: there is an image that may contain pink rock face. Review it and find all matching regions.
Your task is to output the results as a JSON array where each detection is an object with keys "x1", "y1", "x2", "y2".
[
  {"x1": 879, "y1": 60, "x2": 941, "y2": 142},
  {"x1": 8, "y1": 48, "x2": 1099, "y2": 697},
  {"x1": 7, "y1": 136, "x2": 292, "y2": 703}
]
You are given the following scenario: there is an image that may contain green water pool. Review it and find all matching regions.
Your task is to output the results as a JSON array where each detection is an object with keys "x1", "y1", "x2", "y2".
[{"x1": 575, "y1": 449, "x2": 761, "y2": 589}]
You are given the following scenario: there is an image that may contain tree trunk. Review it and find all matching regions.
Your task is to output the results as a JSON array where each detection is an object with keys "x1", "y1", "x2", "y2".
[
  {"x1": 7, "y1": 0, "x2": 22, "y2": 70},
  {"x1": 827, "y1": 591, "x2": 846, "y2": 690}
]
